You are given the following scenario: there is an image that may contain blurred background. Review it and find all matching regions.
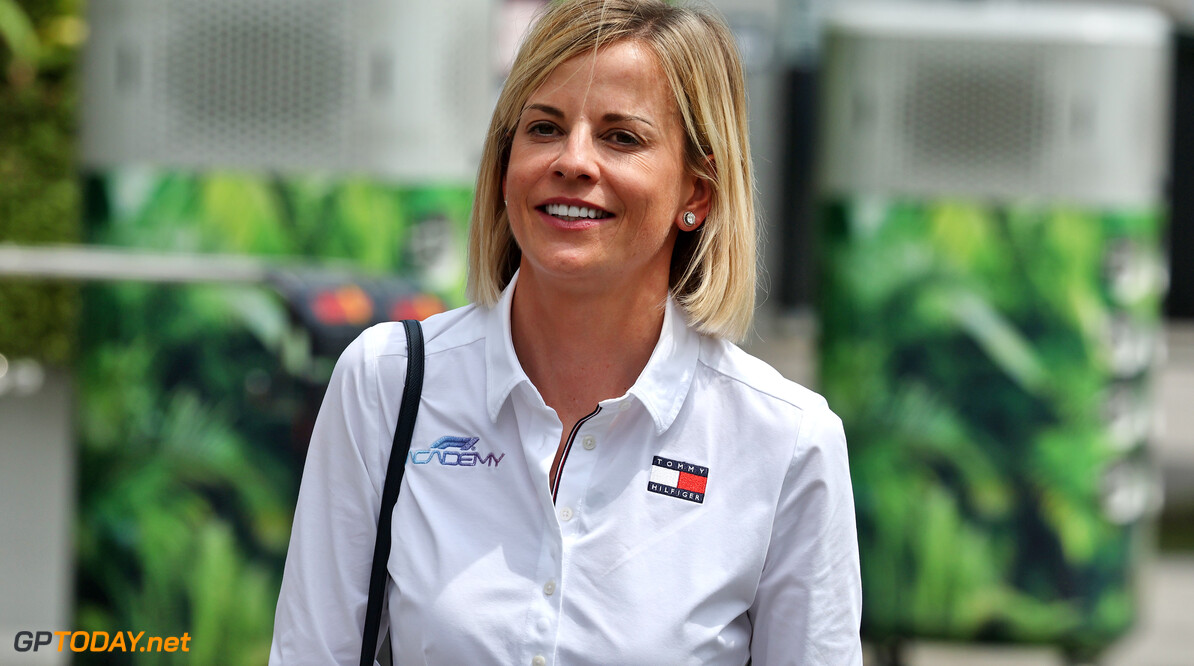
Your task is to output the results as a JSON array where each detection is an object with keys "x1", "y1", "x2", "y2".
[{"x1": 0, "y1": 0, "x2": 1191, "y2": 664}]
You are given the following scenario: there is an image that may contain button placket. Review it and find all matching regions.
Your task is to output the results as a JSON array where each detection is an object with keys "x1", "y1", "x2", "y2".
[
  {"x1": 552, "y1": 414, "x2": 609, "y2": 534},
  {"x1": 525, "y1": 510, "x2": 563, "y2": 666},
  {"x1": 530, "y1": 414, "x2": 607, "y2": 665}
]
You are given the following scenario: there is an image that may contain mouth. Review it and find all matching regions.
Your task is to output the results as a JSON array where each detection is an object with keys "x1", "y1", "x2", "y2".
[{"x1": 538, "y1": 202, "x2": 614, "y2": 222}]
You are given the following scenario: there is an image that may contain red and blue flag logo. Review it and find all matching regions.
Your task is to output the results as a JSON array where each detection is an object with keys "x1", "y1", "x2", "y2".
[{"x1": 647, "y1": 456, "x2": 708, "y2": 504}]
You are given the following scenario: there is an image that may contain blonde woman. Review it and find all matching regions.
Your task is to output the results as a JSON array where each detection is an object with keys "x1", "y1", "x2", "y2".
[{"x1": 271, "y1": 1, "x2": 861, "y2": 664}]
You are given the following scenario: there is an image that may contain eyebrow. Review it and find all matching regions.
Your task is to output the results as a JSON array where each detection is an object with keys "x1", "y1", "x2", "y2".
[
  {"x1": 524, "y1": 103, "x2": 564, "y2": 118},
  {"x1": 523, "y1": 103, "x2": 655, "y2": 128},
  {"x1": 603, "y1": 112, "x2": 654, "y2": 127}
]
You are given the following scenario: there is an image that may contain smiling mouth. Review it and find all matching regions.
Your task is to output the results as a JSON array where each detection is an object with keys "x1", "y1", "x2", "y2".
[{"x1": 539, "y1": 203, "x2": 614, "y2": 222}]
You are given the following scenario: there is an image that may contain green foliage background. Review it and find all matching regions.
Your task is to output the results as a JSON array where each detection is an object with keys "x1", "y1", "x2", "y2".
[
  {"x1": 0, "y1": 0, "x2": 85, "y2": 364},
  {"x1": 75, "y1": 170, "x2": 471, "y2": 664},
  {"x1": 818, "y1": 198, "x2": 1164, "y2": 655}
]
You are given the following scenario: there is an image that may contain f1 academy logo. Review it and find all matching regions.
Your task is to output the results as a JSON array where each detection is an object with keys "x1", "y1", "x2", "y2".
[{"x1": 409, "y1": 436, "x2": 505, "y2": 467}]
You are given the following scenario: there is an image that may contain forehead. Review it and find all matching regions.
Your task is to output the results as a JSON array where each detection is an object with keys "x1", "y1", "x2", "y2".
[{"x1": 526, "y1": 40, "x2": 678, "y2": 120}]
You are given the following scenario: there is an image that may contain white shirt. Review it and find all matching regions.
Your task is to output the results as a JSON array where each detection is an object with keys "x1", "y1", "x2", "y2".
[{"x1": 270, "y1": 274, "x2": 862, "y2": 666}]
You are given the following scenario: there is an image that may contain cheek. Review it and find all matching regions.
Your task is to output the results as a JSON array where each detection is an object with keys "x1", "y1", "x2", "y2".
[
  {"x1": 618, "y1": 199, "x2": 679, "y2": 250},
  {"x1": 504, "y1": 144, "x2": 538, "y2": 192},
  {"x1": 625, "y1": 166, "x2": 686, "y2": 232}
]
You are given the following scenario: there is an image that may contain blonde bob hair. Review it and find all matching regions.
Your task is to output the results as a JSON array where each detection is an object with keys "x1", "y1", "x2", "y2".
[{"x1": 467, "y1": 0, "x2": 756, "y2": 341}]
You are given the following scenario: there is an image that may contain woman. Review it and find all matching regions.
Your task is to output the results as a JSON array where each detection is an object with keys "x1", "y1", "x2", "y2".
[{"x1": 270, "y1": 1, "x2": 861, "y2": 664}]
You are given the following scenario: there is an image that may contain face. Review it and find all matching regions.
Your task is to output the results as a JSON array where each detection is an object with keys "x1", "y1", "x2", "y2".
[{"x1": 503, "y1": 40, "x2": 710, "y2": 295}]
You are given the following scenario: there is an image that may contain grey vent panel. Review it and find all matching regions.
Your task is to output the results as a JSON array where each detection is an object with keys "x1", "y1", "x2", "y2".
[
  {"x1": 161, "y1": 0, "x2": 349, "y2": 167},
  {"x1": 903, "y1": 46, "x2": 1052, "y2": 179},
  {"x1": 81, "y1": 0, "x2": 492, "y2": 180},
  {"x1": 819, "y1": 4, "x2": 1170, "y2": 206}
]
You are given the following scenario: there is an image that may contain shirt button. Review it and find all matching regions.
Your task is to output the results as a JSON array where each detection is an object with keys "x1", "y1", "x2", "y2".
[
  {"x1": 543, "y1": 580, "x2": 556, "y2": 596},
  {"x1": 532, "y1": 656, "x2": 546, "y2": 666},
  {"x1": 559, "y1": 507, "x2": 574, "y2": 521},
  {"x1": 581, "y1": 435, "x2": 596, "y2": 450}
]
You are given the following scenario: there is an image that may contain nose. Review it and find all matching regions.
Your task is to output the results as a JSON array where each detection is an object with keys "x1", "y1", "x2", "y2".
[{"x1": 552, "y1": 130, "x2": 598, "y2": 181}]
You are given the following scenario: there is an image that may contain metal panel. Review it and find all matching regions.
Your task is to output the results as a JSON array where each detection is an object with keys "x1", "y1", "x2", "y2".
[
  {"x1": 819, "y1": 2, "x2": 1170, "y2": 206},
  {"x1": 81, "y1": 0, "x2": 492, "y2": 181}
]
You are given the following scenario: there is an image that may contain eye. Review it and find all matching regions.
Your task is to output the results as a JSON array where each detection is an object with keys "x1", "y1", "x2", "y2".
[
  {"x1": 527, "y1": 121, "x2": 559, "y2": 138},
  {"x1": 607, "y1": 130, "x2": 642, "y2": 146}
]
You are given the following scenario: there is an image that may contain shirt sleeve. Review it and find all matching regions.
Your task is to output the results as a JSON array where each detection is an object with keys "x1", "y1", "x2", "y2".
[
  {"x1": 269, "y1": 329, "x2": 397, "y2": 665},
  {"x1": 748, "y1": 399, "x2": 863, "y2": 665}
]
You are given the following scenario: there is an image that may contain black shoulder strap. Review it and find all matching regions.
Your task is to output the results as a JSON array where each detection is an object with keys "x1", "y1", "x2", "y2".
[{"x1": 360, "y1": 319, "x2": 424, "y2": 666}]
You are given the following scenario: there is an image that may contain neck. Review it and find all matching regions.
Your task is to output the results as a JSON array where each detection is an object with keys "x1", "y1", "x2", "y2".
[{"x1": 510, "y1": 264, "x2": 668, "y2": 425}]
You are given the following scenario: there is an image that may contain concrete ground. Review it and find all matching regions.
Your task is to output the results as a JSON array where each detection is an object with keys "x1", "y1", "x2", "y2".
[{"x1": 744, "y1": 315, "x2": 1194, "y2": 666}]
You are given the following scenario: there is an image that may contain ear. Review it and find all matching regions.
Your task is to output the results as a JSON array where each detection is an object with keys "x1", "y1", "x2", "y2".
[{"x1": 677, "y1": 159, "x2": 714, "y2": 231}]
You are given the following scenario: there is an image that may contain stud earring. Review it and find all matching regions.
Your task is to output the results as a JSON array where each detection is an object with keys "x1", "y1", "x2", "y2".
[{"x1": 682, "y1": 211, "x2": 697, "y2": 227}]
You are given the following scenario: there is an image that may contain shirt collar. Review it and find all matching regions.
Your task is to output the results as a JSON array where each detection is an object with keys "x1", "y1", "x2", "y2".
[
  {"x1": 483, "y1": 271, "x2": 701, "y2": 434},
  {"x1": 484, "y1": 271, "x2": 532, "y2": 423}
]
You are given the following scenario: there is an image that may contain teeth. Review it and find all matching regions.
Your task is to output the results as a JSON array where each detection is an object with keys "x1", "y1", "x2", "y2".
[{"x1": 545, "y1": 203, "x2": 608, "y2": 219}]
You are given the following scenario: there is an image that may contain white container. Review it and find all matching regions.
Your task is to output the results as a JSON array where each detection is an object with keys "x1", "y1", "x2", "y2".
[
  {"x1": 818, "y1": 1, "x2": 1171, "y2": 206},
  {"x1": 80, "y1": 0, "x2": 492, "y2": 181}
]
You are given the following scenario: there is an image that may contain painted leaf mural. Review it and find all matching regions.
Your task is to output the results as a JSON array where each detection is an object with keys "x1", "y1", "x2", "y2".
[
  {"x1": 818, "y1": 198, "x2": 1163, "y2": 655},
  {"x1": 76, "y1": 169, "x2": 471, "y2": 664}
]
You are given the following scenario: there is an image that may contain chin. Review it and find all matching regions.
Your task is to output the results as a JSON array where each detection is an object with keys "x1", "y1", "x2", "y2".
[{"x1": 526, "y1": 253, "x2": 608, "y2": 281}]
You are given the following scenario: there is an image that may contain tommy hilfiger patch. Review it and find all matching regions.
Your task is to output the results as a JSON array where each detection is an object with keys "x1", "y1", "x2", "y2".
[{"x1": 647, "y1": 456, "x2": 708, "y2": 504}]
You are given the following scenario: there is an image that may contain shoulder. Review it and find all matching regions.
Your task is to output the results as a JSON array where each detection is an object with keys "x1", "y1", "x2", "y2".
[
  {"x1": 353, "y1": 302, "x2": 488, "y2": 362},
  {"x1": 694, "y1": 336, "x2": 845, "y2": 461},
  {"x1": 696, "y1": 336, "x2": 832, "y2": 416}
]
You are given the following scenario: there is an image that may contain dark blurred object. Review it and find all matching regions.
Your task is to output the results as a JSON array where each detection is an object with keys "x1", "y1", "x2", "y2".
[
  {"x1": 777, "y1": 65, "x2": 818, "y2": 308},
  {"x1": 1168, "y1": 30, "x2": 1194, "y2": 318},
  {"x1": 268, "y1": 269, "x2": 444, "y2": 358}
]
